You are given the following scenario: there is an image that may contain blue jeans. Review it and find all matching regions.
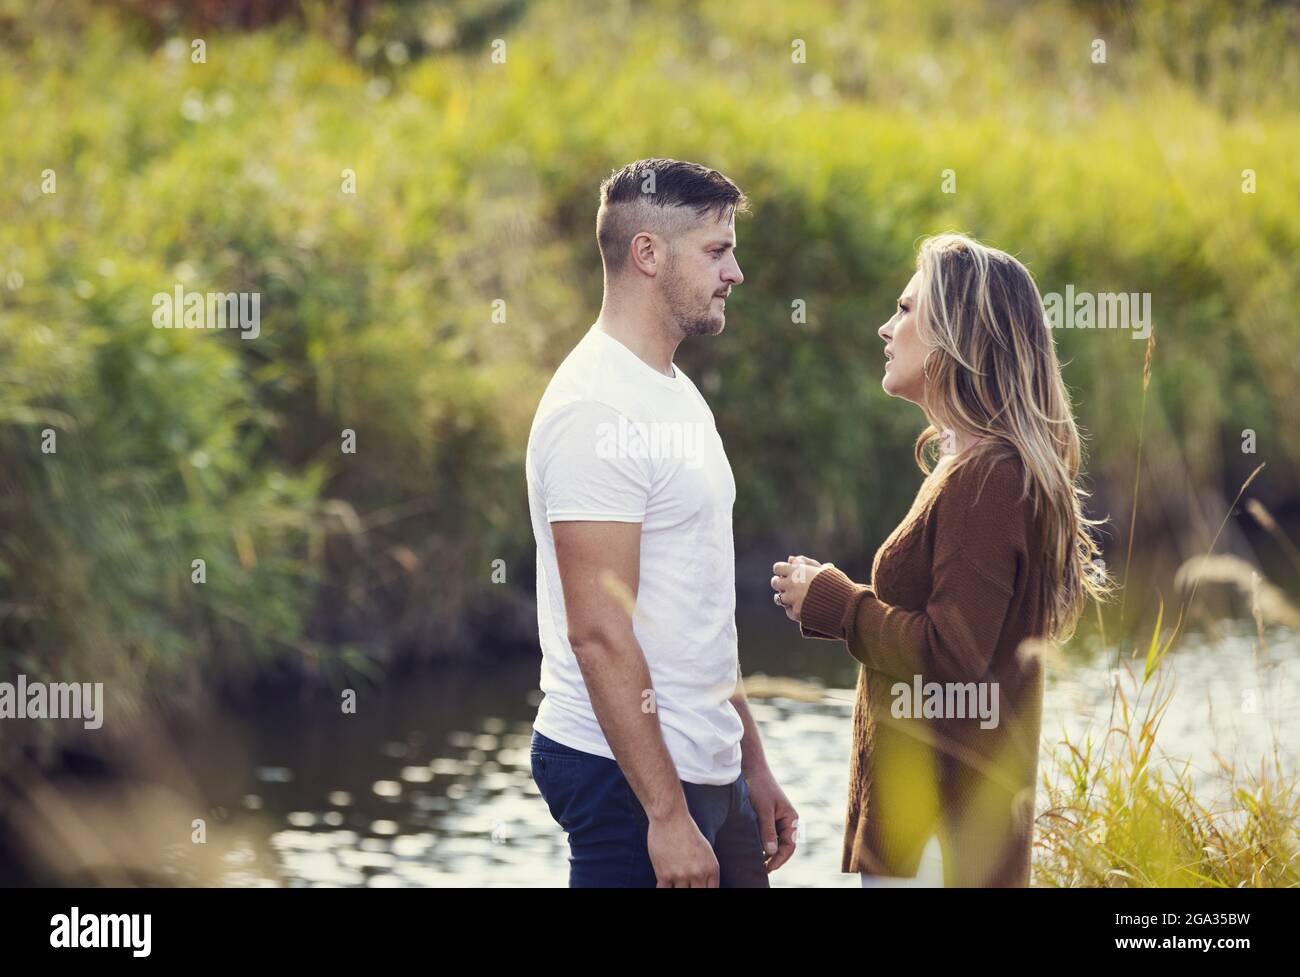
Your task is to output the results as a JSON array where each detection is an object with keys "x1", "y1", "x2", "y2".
[{"x1": 530, "y1": 729, "x2": 770, "y2": 887}]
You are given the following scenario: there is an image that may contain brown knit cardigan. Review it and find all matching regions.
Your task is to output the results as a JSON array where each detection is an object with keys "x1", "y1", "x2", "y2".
[{"x1": 799, "y1": 451, "x2": 1047, "y2": 887}]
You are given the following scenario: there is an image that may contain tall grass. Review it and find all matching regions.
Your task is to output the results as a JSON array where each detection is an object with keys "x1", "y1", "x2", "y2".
[
  {"x1": 1036, "y1": 610, "x2": 1299, "y2": 886},
  {"x1": 1037, "y1": 328, "x2": 1297, "y2": 886}
]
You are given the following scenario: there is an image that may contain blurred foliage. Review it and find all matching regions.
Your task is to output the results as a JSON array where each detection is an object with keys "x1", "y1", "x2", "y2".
[{"x1": 1, "y1": 0, "x2": 1299, "y2": 730}]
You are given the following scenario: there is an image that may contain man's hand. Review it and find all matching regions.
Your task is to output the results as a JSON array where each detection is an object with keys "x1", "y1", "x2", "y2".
[
  {"x1": 771, "y1": 554, "x2": 833, "y2": 623},
  {"x1": 554, "y1": 519, "x2": 710, "y2": 886},
  {"x1": 648, "y1": 810, "x2": 720, "y2": 887},
  {"x1": 745, "y1": 766, "x2": 799, "y2": 873}
]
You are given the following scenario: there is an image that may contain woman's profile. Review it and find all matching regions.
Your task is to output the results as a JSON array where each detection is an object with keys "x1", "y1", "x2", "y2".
[{"x1": 772, "y1": 233, "x2": 1111, "y2": 887}]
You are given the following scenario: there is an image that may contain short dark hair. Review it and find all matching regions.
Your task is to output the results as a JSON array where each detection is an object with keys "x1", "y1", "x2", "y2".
[{"x1": 596, "y1": 158, "x2": 747, "y2": 274}]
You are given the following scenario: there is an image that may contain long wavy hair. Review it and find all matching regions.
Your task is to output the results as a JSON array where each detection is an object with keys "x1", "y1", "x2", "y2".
[{"x1": 911, "y1": 232, "x2": 1111, "y2": 641}]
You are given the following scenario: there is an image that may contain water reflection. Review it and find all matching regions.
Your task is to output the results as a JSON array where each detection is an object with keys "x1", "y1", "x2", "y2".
[{"x1": 152, "y1": 617, "x2": 1294, "y2": 888}]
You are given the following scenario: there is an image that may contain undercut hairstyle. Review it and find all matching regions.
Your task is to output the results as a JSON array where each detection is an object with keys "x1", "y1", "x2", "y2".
[{"x1": 596, "y1": 158, "x2": 747, "y2": 275}]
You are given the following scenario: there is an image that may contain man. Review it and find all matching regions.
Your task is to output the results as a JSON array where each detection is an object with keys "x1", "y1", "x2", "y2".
[{"x1": 526, "y1": 158, "x2": 798, "y2": 887}]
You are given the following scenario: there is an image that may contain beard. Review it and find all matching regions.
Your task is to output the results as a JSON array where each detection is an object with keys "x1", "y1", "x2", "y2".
[{"x1": 662, "y1": 257, "x2": 725, "y2": 337}]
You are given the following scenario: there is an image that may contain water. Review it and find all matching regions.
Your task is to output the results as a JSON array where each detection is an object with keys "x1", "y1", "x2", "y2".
[{"x1": 23, "y1": 616, "x2": 1296, "y2": 887}]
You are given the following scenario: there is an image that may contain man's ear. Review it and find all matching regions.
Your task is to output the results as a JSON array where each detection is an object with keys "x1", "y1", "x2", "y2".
[{"x1": 629, "y1": 231, "x2": 661, "y2": 277}]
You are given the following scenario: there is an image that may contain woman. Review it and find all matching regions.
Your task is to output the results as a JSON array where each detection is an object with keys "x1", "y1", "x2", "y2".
[{"x1": 771, "y1": 233, "x2": 1110, "y2": 887}]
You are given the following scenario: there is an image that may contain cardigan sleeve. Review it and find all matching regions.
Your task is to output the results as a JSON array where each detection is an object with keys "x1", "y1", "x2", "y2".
[
  {"x1": 799, "y1": 617, "x2": 842, "y2": 641},
  {"x1": 799, "y1": 567, "x2": 869, "y2": 641},
  {"x1": 798, "y1": 459, "x2": 1027, "y2": 685},
  {"x1": 796, "y1": 563, "x2": 850, "y2": 640}
]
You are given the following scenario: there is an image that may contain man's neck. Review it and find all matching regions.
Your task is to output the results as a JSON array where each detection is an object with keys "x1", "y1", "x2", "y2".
[{"x1": 594, "y1": 303, "x2": 680, "y2": 378}]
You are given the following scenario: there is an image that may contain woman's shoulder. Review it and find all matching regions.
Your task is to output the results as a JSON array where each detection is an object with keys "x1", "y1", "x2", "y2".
[
  {"x1": 933, "y1": 445, "x2": 1030, "y2": 513},
  {"x1": 914, "y1": 448, "x2": 1033, "y2": 567}
]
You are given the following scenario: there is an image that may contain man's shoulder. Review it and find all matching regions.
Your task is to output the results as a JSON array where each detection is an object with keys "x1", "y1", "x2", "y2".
[
  {"x1": 539, "y1": 327, "x2": 605, "y2": 397},
  {"x1": 535, "y1": 331, "x2": 681, "y2": 427},
  {"x1": 530, "y1": 331, "x2": 609, "y2": 420},
  {"x1": 527, "y1": 398, "x2": 627, "y2": 469}
]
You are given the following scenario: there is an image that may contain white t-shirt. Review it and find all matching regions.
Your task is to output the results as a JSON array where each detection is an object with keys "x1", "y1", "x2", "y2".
[{"x1": 525, "y1": 325, "x2": 743, "y2": 785}]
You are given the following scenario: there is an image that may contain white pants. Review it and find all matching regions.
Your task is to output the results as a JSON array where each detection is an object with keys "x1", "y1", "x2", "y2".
[
  {"x1": 859, "y1": 835, "x2": 943, "y2": 887},
  {"x1": 860, "y1": 871, "x2": 931, "y2": 887}
]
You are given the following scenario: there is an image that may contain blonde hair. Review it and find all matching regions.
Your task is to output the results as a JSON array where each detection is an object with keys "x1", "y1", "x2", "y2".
[{"x1": 911, "y1": 233, "x2": 1111, "y2": 640}]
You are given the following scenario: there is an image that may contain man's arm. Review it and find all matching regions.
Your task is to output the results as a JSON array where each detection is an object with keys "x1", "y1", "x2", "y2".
[
  {"x1": 730, "y1": 677, "x2": 799, "y2": 873},
  {"x1": 552, "y1": 519, "x2": 719, "y2": 887},
  {"x1": 730, "y1": 678, "x2": 771, "y2": 778}
]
